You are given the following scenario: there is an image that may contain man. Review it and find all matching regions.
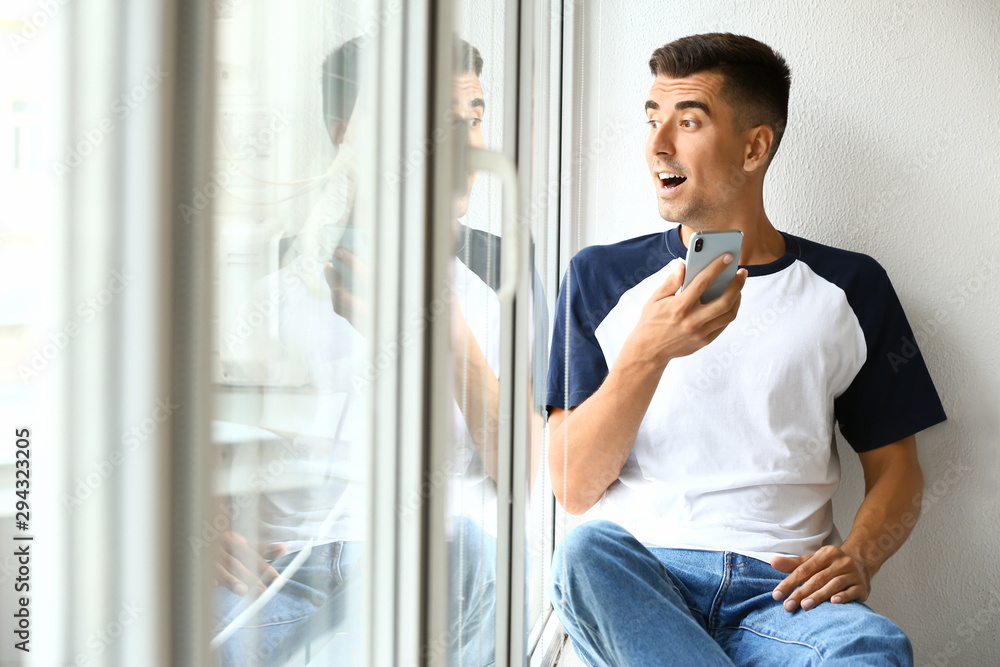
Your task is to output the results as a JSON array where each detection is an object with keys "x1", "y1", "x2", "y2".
[
  {"x1": 546, "y1": 33, "x2": 945, "y2": 666},
  {"x1": 212, "y1": 38, "x2": 501, "y2": 667}
]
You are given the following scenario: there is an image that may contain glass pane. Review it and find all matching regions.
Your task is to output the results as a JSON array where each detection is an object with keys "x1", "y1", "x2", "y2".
[
  {"x1": 449, "y1": 1, "x2": 562, "y2": 663},
  {"x1": 526, "y1": 0, "x2": 560, "y2": 643},
  {"x1": 447, "y1": 7, "x2": 505, "y2": 664},
  {"x1": 209, "y1": 2, "x2": 375, "y2": 664},
  {"x1": 0, "y1": 8, "x2": 55, "y2": 428}
]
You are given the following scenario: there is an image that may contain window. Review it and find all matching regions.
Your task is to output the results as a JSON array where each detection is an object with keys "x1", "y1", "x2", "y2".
[{"x1": 0, "y1": 0, "x2": 567, "y2": 664}]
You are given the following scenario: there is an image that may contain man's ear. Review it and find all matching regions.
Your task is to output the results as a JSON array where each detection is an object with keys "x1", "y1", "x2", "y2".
[
  {"x1": 329, "y1": 120, "x2": 348, "y2": 146},
  {"x1": 743, "y1": 125, "x2": 774, "y2": 172}
]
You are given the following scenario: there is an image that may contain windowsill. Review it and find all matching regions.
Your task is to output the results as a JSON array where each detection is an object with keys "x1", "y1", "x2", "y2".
[
  {"x1": 554, "y1": 638, "x2": 587, "y2": 666},
  {"x1": 532, "y1": 608, "x2": 568, "y2": 667}
]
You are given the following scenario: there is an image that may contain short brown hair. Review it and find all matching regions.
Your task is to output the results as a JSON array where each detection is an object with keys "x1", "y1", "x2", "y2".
[
  {"x1": 322, "y1": 38, "x2": 483, "y2": 130},
  {"x1": 649, "y1": 33, "x2": 791, "y2": 163},
  {"x1": 456, "y1": 38, "x2": 484, "y2": 78}
]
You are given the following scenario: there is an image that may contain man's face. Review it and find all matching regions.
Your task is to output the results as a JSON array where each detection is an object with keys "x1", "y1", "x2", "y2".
[
  {"x1": 644, "y1": 71, "x2": 749, "y2": 228},
  {"x1": 453, "y1": 72, "x2": 485, "y2": 218}
]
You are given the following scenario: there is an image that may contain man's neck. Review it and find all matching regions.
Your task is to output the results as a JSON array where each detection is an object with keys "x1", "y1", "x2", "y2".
[{"x1": 678, "y1": 203, "x2": 785, "y2": 266}]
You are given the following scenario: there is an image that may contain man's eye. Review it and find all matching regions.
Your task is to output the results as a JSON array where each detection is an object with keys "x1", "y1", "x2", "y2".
[
  {"x1": 647, "y1": 119, "x2": 661, "y2": 130},
  {"x1": 680, "y1": 119, "x2": 697, "y2": 128},
  {"x1": 469, "y1": 118, "x2": 482, "y2": 128}
]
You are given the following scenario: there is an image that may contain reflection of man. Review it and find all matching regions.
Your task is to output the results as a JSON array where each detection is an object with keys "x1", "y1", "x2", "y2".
[
  {"x1": 547, "y1": 33, "x2": 945, "y2": 665},
  {"x1": 212, "y1": 38, "x2": 504, "y2": 667},
  {"x1": 325, "y1": 41, "x2": 516, "y2": 667},
  {"x1": 211, "y1": 36, "x2": 369, "y2": 667},
  {"x1": 326, "y1": 42, "x2": 505, "y2": 490}
]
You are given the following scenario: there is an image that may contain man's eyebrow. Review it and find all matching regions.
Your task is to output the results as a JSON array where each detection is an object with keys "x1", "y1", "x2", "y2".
[
  {"x1": 470, "y1": 97, "x2": 485, "y2": 109},
  {"x1": 675, "y1": 100, "x2": 711, "y2": 116},
  {"x1": 644, "y1": 99, "x2": 712, "y2": 117}
]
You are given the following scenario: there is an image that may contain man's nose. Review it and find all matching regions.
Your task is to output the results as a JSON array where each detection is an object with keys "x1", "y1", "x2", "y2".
[{"x1": 650, "y1": 124, "x2": 675, "y2": 156}]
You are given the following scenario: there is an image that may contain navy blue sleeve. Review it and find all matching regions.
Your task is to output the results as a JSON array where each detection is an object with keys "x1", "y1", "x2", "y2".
[
  {"x1": 546, "y1": 255, "x2": 610, "y2": 412},
  {"x1": 544, "y1": 233, "x2": 674, "y2": 414},
  {"x1": 833, "y1": 258, "x2": 947, "y2": 452}
]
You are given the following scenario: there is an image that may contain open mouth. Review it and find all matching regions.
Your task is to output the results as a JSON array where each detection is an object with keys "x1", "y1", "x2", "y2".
[{"x1": 658, "y1": 171, "x2": 687, "y2": 191}]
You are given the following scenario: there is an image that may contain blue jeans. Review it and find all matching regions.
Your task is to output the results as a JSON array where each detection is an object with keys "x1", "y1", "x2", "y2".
[
  {"x1": 213, "y1": 517, "x2": 496, "y2": 667},
  {"x1": 448, "y1": 516, "x2": 497, "y2": 667},
  {"x1": 550, "y1": 521, "x2": 913, "y2": 666},
  {"x1": 213, "y1": 541, "x2": 363, "y2": 667}
]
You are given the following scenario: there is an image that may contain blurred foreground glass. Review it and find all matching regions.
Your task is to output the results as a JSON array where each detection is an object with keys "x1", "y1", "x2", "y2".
[
  {"x1": 209, "y1": 2, "x2": 375, "y2": 663},
  {"x1": 0, "y1": 4, "x2": 60, "y2": 456}
]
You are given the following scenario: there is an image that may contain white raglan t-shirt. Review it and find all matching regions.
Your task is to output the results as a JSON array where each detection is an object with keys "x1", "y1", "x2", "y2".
[{"x1": 547, "y1": 225, "x2": 946, "y2": 563}]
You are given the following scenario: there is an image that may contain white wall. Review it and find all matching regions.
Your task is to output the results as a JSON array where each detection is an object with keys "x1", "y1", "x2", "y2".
[{"x1": 574, "y1": 1, "x2": 1000, "y2": 664}]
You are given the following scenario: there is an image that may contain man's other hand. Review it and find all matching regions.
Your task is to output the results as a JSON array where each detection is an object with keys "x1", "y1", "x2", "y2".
[
  {"x1": 625, "y1": 253, "x2": 747, "y2": 368},
  {"x1": 324, "y1": 246, "x2": 369, "y2": 329},
  {"x1": 214, "y1": 530, "x2": 287, "y2": 597},
  {"x1": 770, "y1": 545, "x2": 873, "y2": 612}
]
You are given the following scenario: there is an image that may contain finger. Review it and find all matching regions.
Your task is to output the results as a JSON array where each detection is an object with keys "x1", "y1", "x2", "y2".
[
  {"x1": 773, "y1": 551, "x2": 840, "y2": 609},
  {"x1": 831, "y1": 585, "x2": 867, "y2": 605},
  {"x1": 214, "y1": 562, "x2": 250, "y2": 597},
  {"x1": 771, "y1": 553, "x2": 820, "y2": 601},
  {"x1": 798, "y1": 574, "x2": 858, "y2": 610},
  {"x1": 325, "y1": 262, "x2": 362, "y2": 322},
  {"x1": 259, "y1": 542, "x2": 287, "y2": 561},
  {"x1": 698, "y1": 322, "x2": 729, "y2": 345},
  {"x1": 328, "y1": 284, "x2": 358, "y2": 320},
  {"x1": 323, "y1": 262, "x2": 343, "y2": 290},
  {"x1": 691, "y1": 265, "x2": 747, "y2": 320},
  {"x1": 231, "y1": 539, "x2": 282, "y2": 581},
  {"x1": 220, "y1": 533, "x2": 284, "y2": 591},
  {"x1": 221, "y1": 551, "x2": 268, "y2": 595},
  {"x1": 680, "y1": 253, "x2": 737, "y2": 303},
  {"x1": 333, "y1": 246, "x2": 357, "y2": 269},
  {"x1": 334, "y1": 293, "x2": 356, "y2": 321},
  {"x1": 784, "y1": 567, "x2": 842, "y2": 611},
  {"x1": 693, "y1": 289, "x2": 742, "y2": 337},
  {"x1": 253, "y1": 543, "x2": 287, "y2": 584},
  {"x1": 334, "y1": 246, "x2": 369, "y2": 281},
  {"x1": 257, "y1": 561, "x2": 282, "y2": 587},
  {"x1": 653, "y1": 259, "x2": 686, "y2": 299},
  {"x1": 721, "y1": 267, "x2": 748, "y2": 300},
  {"x1": 770, "y1": 553, "x2": 807, "y2": 574}
]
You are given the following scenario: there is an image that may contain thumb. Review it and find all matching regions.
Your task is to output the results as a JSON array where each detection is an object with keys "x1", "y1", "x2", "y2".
[
  {"x1": 258, "y1": 542, "x2": 287, "y2": 561},
  {"x1": 323, "y1": 262, "x2": 340, "y2": 289},
  {"x1": 653, "y1": 259, "x2": 686, "y2": 299},
  {"x1": 770, "y1": 554, "x2": 809, "y2": 573}
]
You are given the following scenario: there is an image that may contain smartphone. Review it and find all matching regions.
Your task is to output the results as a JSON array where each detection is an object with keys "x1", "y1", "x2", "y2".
[{"x1": 679, "y1": 229, "x2": 743, "y2": 304}]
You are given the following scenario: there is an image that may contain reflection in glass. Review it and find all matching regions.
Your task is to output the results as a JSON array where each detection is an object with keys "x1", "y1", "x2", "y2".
[
  {"x1": 447, "y1": 39, "x2": 499, "y2": 667},
  {"x1": 204, "y1": 2, "x2": 557, "y2": 664},
  {"x1": 448, "y1": 1, "x2": 557, "y2": 657},
  {"x1": 210, "y1": 4, "x2": 372, "y2": 664}
]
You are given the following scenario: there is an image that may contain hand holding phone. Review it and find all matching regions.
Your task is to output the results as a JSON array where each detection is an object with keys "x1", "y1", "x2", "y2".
[
  {"x1": 328, "y1": 227, "x2": 360, "y2": 293},
  {"x1": 626, "y1": 232, "x2": 746, "y2": 368},
  {"x1": 679, "y1": 229, "x2": 743, "y2": 304},
  {"x1": 324, "y1": 227, "x2": 370, "y2": 329}
]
